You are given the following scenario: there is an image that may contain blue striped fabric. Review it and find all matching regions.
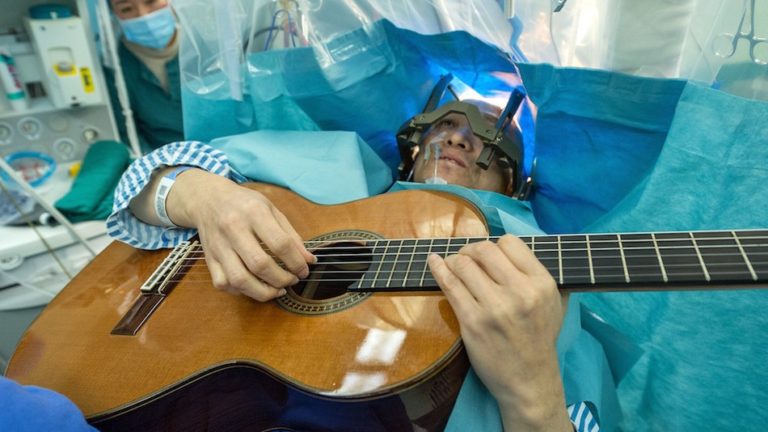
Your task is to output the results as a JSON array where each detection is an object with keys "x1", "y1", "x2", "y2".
[
  {"x1": 107, "y1": 140, "x2": 247, "y2": 250},
  {"x1": 569, "y1": 401, "x2": 600, "y2": 432}
]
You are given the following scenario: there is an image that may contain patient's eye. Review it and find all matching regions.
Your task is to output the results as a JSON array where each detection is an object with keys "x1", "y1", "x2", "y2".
[{"x1": 437, "y1": 118, "x2": 457, "y2": 128}]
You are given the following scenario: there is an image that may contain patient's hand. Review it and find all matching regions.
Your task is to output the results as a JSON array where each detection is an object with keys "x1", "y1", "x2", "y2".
[
  {"x1": 166, "y1": 170, "x2": 315, "y2": 301},
  {"x1": 428, "y1": 235, "x2": 572, "y2": 432}
]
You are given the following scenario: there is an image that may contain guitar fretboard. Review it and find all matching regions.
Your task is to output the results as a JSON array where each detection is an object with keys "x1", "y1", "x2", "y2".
[{"x1": 346, "y1": 230, "x2": 768, "y2": 292}]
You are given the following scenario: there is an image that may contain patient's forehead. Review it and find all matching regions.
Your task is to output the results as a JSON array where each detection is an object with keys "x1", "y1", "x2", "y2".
[
  {"x1": 464, "y1": 99, "x2": 501, "y2": 115},
  {"x1": 460, "y1": 99, "x2": 501, "y2": 125}
]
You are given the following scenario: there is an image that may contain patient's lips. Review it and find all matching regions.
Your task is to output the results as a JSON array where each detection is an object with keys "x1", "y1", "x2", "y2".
[{"x1": 438, "y1": 153, "x2": 467, "y2": 168}]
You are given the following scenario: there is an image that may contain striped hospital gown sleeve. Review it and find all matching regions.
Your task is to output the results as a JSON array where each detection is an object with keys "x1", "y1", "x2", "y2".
[
  {"x1": 106, "y1": 140, "x2": 248, "y2": 250},
  {"x1": 569, "y1": 401, "x2": 600, "y2": 432}
]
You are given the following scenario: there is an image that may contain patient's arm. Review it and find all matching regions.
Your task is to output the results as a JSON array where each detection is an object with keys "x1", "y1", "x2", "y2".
[
  {"x1": 127, "y1": 167, "x2": 314, "y2": 302},
  {"x1": 428, "y1": 235, "x2": 573, "y2": 432}
]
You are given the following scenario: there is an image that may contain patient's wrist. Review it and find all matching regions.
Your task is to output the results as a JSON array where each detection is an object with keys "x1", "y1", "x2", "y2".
[
  {"x1": 498, "y1": 395, "x2": 572, "y2": 432},
  {"x1": 495, "y1": 353, "x2": 570, "y2": 431},
  {"x1": 154, "y1": 166, "x2": 195, "y2": 227},
  {"x1": 166, "y1": 168, "x2": 234, "y2": 228},
  {"x1": 164, "y1": 168, "x2": 216, "y2": 228}
]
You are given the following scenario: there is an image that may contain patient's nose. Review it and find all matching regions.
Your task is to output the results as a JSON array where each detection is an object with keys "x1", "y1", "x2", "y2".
[{"x1": 445, "y1": 127, "x2": 473, "y2": 151}]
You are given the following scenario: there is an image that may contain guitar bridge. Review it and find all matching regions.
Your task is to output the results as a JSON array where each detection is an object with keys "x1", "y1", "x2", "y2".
[
  {"x1": 141, "y1": 241, "x2": 199, "y2": 295},
  {"x1": 112, "y1": 241, "x2": 199, "y2": 336}
]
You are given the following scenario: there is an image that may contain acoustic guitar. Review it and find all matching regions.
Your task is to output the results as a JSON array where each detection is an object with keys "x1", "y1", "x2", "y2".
[{"x1": 6, "y1": 183, "x2": 767, "y2": 431}]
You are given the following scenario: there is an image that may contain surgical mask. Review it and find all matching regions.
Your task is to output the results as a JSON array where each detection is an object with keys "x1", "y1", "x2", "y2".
[{"x1": 119, "y1": 6, "x2": 176, "y2": 50}]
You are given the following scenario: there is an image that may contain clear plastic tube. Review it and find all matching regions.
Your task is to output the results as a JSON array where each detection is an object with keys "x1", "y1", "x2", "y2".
[{"x1": 424, "y1": 133, "x2": 447, "y2": 185}]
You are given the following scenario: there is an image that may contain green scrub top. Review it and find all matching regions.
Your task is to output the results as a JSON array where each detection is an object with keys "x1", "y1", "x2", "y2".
[{"x1": 103, "y1": 42, "x2": 184, "y2": 152}]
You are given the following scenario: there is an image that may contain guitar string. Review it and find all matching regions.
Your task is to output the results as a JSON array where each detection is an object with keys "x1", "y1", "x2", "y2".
[
  {"x1": 172, "y1": 248, "x2": 768, "y2": 266},
  {"x1": 171, "y1": 252, "x2": 768, "y2": 270},
  {"x1": 165, "y1": 256, "x2": 766, "y2": 284},
  {"x1": 178, "y1": 239, "x2": 768, "y2": 257},
  {"x1": 189, "y1": 233, "x2": 768, "y2": 250},
  {"x1": 162, "y1": 271, "x2": 762, "y2": 286},
  {"x1": 170, "y1": 264, "x2": 764, "y2": 277},
  {"x1": 218, "y1": 232, "x2": 768, "y2": 245},
  {"x1": 284, "y1": 242, "x2": 768, "y2": 253},
  {"x1": 184, "y1": 243, "x2": 768, "y2": 258},
  {"x1": 172, "y1": 245, "x2": 768, "y2": 265},
  {"x1": 167, "y1": 266, "x2": 751, "y2": 281}
]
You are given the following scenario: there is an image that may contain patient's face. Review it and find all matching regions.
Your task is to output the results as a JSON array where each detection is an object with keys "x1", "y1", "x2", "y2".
[{"x1": 412, "y1": 108, "x2": 509, "y2": 194}]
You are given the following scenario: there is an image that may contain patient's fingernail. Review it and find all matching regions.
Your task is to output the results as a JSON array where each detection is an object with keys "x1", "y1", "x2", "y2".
[{"x1": 299, "y1": 267, "x2": 310, "y2": 279}]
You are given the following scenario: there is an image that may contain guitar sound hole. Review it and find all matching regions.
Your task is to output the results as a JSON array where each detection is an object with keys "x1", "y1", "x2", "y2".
[{"x1": 292, "y1": 242, "x2": 372, "y2": 300}]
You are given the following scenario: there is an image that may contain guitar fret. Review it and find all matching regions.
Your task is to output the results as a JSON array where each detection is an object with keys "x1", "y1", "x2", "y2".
[
  {"x1": 622, "y1": 233, "x2": 664, "y2": 282},
  {"x1": 353, "y1": 241, "x2": 376, "y2": 289},
  {"x1": 357, "y1": 271, "x2": 366, "y2": 290},
  {"x1": 694, "y1": 231, "x2": 758, "y2": 282},
  {"x1": 654, "y1": 233, "x2": 707, "y2": 283},
  {"x1": 732, "y1": 230, "x2": 758, "y2": 281},
  {"x1": 385, "y1": 240, "x2": 404, "y2": 288},
  {"x1": 586, "y1": 234, "x2": 595, "y2": 285},
  {"x1": 689, "y1": 232, "x2": 711, "y2": 282},
  {"x1": 370, "y1": 240, "x2": 390, "y2": 289},
  {"x1": 419, "y1": 238, "x2": 436, "y2": 287},
  {"x1": 561, "y1": 235, "x2": 591, "y2": 286},
  {"x1": 617, "y1": 234, "x2": 630, "y2": 283},
  {"x1": 447, "y1": 237, "x2": 469, "y2": 255},
  {"x1": 735, "y1": 231, "x2": 768, "y2": 278},
  {"x1": 651, "y1": 233, "x2": 669, "y2": 283},
  {"x1": 405, "y1": 239, "x2": 431, "y2": 288},
  {"x1": 401, "y1": 240, "x2": 417, "y2": 287},
  {"x1": 531, "y1": 236, "x2": 559, "y2": 280},
  {"x1": 557, "y1": 235, "x2": 563, "y2": 285},
  {"x1": 590, "y1": 234, "x2": 627, "y2": 285}
]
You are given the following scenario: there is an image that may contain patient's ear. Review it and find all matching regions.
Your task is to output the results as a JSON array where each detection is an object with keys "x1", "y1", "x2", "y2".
[{"x1": 503, "y1": 167, "x2": 516, "y2": 197}]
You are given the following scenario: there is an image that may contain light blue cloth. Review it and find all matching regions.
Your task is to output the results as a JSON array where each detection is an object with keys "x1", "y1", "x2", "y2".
[
  {"x1": 521, "y1": 62, "x2": 768, "y2": 431},
  {"x1": 578, "y1": 83, "x2": 768, "y2": 431},
  {"x1": 213, "y1": 130, "x2": 626, "y2": 431},
  {"x1": 518, "y1": 63, "x2": 687, "y2": 234},
  {"x1": 212, "y1": 130, "x2": 394, "y2": 204}
]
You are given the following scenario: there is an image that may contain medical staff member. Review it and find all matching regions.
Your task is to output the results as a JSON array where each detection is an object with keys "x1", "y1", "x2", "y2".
[
  {"x1": 106, "y1": 98, "x2": 606, "y2": 430},
  {"x1": 105, "y1": 0, "x2": 183, "y2": 152},
  {"x1": 0, "y1": 376, "x2": 96, "y2": 431}
]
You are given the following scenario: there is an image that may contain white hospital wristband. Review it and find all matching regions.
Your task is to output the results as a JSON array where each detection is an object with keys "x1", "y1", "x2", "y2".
[{"x1": 154, "y1": 166, "x2": 194, "y2": 227}]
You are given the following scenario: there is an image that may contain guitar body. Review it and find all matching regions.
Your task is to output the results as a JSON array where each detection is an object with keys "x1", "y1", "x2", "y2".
[{"x1": 6, "y1": 184, "x2": 489, "y2": 431}]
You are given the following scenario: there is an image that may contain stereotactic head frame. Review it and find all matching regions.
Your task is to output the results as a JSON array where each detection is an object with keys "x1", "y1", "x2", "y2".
[{"x1": 397, "y1": 75, "x2": 529, "y2": 198}]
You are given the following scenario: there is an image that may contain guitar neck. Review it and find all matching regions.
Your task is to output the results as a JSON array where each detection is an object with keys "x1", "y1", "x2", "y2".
[{"x1": 346, "y1": 229, "x2": 768, "y2": 293}]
